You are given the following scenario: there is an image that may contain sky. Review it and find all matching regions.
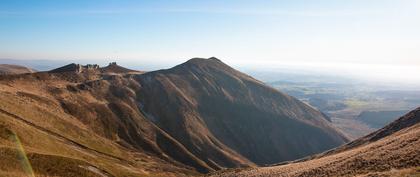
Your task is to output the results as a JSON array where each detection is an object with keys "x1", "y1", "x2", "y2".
[{"x1": 0, "y1": 0, "x2": 419, "y2": 83}]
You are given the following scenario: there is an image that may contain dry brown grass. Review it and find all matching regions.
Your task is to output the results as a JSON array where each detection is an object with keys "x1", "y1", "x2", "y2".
[
  {"x1": 0, "y1": 72, "x2": 198, "y2": 177},
  {"x1": 210, "y1": 114, "x2": 420, "y2": 177},
  {"x1": 0, "y1": 59, "x2": 361, "y2": 176}
]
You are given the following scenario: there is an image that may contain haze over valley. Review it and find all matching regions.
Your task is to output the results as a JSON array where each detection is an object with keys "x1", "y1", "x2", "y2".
[{"x1": 1, "y1": 0, "x2": 419, "y2": 176}]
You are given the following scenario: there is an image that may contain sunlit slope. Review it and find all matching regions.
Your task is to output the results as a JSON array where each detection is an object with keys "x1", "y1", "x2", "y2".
[
  {"x1": 136, "y1": 57, "x2": 348, "y2": 168},
  {"x1": 0, "y1": 69, "x2": 198, "y2": 176},
  {"x1": 0, "y1": 58, "x2": 349, "y2": 176},
  {"x1": 210, "y1": 107, "x2": 420, "y2": 177}
]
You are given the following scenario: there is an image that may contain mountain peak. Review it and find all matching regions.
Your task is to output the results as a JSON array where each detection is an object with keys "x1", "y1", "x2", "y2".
[
  {"x1": 208, "y1": 56, "x2": 221, "y2": 61},
  {"x1": 48, "y1": 62, "x2": 139, "y2": 74},
  {"x1": 175, "y1": 57, "x2": 231, "y2": 72},
  {"x1": 184, "y1": 57, "x2": 222, "y2": 65},
  {"x1": 100, "y1": 62, "x2": 137, "y2": 73},
  {"x1": 49, "y1": 63, "x2": 99, "y2": 73}
]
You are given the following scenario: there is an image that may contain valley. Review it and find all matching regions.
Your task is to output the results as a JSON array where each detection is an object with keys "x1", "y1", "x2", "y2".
[
  {"x1": 264, "y1": 77, "x2": 420, "y2": 139},
  {"x1": 2, "y1": 1, "x2": 419, "y2": 176}
]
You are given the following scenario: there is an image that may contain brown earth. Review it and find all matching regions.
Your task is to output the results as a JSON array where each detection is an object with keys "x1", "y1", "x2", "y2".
[
  {"x1": 210, "y1": 107, "x2": 420, "y2": 177},
  {"x1": 0, "y1": 57, "x2": 348, "y2": 176},
  {"x1": 135, "y1": 57, "x2": 348, "y2": 170}
]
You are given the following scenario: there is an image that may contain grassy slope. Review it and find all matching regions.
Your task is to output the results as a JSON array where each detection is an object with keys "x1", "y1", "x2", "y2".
[
  {"x1": 135, "y1": 58, "x2": 348, "y2": 170},
  {"x1": 0, "y1": 59, "x2": 351, "y2": 176},
  {"x1": 209, "y1": 108, "x2": 420, "y2": 177},
  {"x1": 0, "y1": 74, "x2": 197, "y2": 177}
]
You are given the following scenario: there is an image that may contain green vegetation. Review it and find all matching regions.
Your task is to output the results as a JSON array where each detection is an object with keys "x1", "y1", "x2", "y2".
[{"x1": 269, "y1": 80, "x2": 420, "y2": 139}]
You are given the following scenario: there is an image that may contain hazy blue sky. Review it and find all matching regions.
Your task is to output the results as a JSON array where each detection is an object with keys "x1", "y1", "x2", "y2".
[{"x1": 0, "y1": 0, "x2": 419, "y2": 82}]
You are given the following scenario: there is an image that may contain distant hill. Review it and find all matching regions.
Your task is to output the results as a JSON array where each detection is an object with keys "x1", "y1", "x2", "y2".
[
  {"x1": 211, "y1": 107, "x2": 420, "y2": 177},
  {"x1": 100, "y1": 62, "x2": 139, "y2": 73},
  {"x1": 49, "y1": 62, "x2": 142, "y2": 74},
  {"x1": 0, "y1": 57, "x2": 348, "y2": 176},
  {"x1": 0, "y1": 64, "x2": 36, "y2": 75},
  {"x1": 357, "y1": 110, "x2": 409, "y2": 128},
  {"x1": 0, "y1": 59, "x2": 69, "y2": 71}
]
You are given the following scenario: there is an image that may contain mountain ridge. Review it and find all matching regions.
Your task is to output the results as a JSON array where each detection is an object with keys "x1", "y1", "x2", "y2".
[
  {"x1": 135, "y1": 57, "x2": 348, "y2": 168},
  {"x1": 0, "y1": 64, "x2": 36, "y2": 75},
  {"x1": 210, "y1": 107, "x2": 420, "y2": 177},
  {"x1": 0, "y1": 57, "x2": 349, "y2": 176}
]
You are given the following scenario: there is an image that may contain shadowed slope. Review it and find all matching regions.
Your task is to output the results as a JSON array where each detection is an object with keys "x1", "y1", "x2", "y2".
[
  {"x1": 0, "y1": 58, "x2": 349, "y2": 175},
  {"x1": 333, "y1": 107, "x2": 420, "y2": 153},
  {"x1": 136, "y1": 57, "x2": 348, "y2": 169},
  {"x1": 0, "y1": 67, "x2": 203, "y2": 176},
  {"x1": 211, "y1": 107, "x2": 420, "y2": 177}
]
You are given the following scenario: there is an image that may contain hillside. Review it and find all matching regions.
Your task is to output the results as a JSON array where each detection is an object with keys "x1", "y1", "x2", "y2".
[
  {"x1": 136, "y1": 57, "x2": 348, "y2": 169},
  {"x1": 0, "y1": 67, "x2": 198, "y2": 176},
  {"x1": 210, "y1": 107, "x2": 420, "y2": 177},
  {"x1": 357, "y1": 110, "x2": 408, "y2": 128},
  {"x1": 0, "y1": 64, "x2": 36, "y2": 75},
  {"x1": 0, "y1": 57, "x2": 348, "y2": 176},
  {"x1": 101, "y1": 62, "x2": 142, "y2": 74}
]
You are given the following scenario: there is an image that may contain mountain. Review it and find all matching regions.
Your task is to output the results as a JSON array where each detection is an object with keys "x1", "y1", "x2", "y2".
[
  {"x1": 0, "y1": 63, "x2": 198, "y2": 176},
  {"x1": 101, "y1": 62, "x2": 141, "y2": 74},
  {"x1": 0, "y1": 59, "x2": 70, "y2": 71},
  {"x1": 356, "y1": 110, "x2": 409, "y2": 128},
  {"x1": 136, "y1": 57, "x2": 348, "y2": 169},
  {"x1": 211, "y1": 107, "x2": 420, "y2": 177},
  {"x1": 0, "y1": 64, "x2": 36, "y2": 75},
  {"x1": 0, "y1": 57, "x2": 348, "y2": 176}
]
